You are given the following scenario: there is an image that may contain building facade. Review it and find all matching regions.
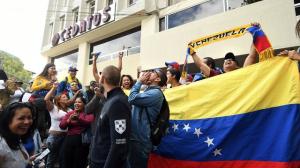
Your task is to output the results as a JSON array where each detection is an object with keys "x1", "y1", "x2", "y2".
[{"x1": 41, "y1": 0, "x2": 299, "y2": 85}]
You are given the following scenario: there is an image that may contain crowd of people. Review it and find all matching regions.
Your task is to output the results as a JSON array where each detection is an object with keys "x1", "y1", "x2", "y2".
[{"x1": 1, "y1": 22, "x2": 300, "y2": 168}]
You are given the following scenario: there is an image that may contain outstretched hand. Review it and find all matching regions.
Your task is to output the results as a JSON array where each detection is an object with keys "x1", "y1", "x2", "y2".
[
  {"x1": 251, "y1": 22, "x2": 261, "y2": 28},
  {"x1": 279, "y1": 50, "x2": 300, "y2": 61}
]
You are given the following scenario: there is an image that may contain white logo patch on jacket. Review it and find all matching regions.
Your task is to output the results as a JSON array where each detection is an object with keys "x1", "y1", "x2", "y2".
[{"x1": 114, "y1": 119, "x2": 126, "y2": 134}]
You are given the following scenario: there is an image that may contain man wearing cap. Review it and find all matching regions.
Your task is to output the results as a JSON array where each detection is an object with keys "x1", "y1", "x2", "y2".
[
  {"x1": 10, "y1": 81, "x2": 25, "y2": 103},
  {"x1": 57, "y1": 66, "x2": 82, "y2": 94},
  {"x1": 127, "y1": 68, "x2": 167, "y2": 168},
  {"x1": 223, "y1": 52, "x2": 240, "y2": 73},
  {"x1": 224, "y1": 44, "x2": 258, "y2": 72},
  {"x1": 165, "y1": 62, "x2": 181, "y2": 88}
]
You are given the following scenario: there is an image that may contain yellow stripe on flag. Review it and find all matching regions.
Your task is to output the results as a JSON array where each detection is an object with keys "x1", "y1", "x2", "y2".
[{"x1": 164, "y1": 57, "x2": 300, "y2": 120}]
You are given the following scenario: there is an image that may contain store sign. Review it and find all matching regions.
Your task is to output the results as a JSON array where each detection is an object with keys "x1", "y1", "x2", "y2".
[{"x1": 52, "y1": 3, "x2": 116, "y2": 46}]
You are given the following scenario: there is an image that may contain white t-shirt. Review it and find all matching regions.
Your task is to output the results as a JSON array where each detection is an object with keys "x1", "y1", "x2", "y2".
[
  {"x1": 0, "y1": 137, "x2": 29, "y2": 168},
  {"x1": 49, "y1": 105, "x2": 71, "y2": 132},
  {"x1": 10, "y1": 89, "x2": 23, "y2": 103},
  {"x1": 0, "y1": 80, "x2": 4, "y2": 89}
]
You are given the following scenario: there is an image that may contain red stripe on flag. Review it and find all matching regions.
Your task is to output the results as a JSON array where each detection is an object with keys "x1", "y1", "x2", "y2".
[
  {"x1": 254, "y1": 36, "x2": 271, "y2": 53},
  {"x1": 148, "y1": 154, "x2": 300, "y2": 168}
]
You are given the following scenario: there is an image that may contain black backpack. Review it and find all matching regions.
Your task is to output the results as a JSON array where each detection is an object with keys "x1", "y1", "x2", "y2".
[{"x1": 145, "y1": 90, "x2": 170, "y2": 146}]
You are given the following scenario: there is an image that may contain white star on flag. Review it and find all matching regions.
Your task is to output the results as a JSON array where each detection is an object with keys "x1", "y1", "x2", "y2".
[
  {"x1": 204, "y1": 136, "x2": 214, "y2": 147},
  {"x1": 193, "y1": 128, "x2": 203, "y2": 138},
  {"x1": 183, "y1": 123, "x2": 191, "y2": 132},
  {"x1": 213, "y1": 148, "x2": 222, "y2": 156},
  {"x1": 172, "y1": 123, "x2": 179, "y2": 132}
]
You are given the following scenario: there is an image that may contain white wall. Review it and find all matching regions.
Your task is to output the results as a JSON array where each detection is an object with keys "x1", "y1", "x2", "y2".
[{"x1": 140, "y1": 0, "x2": 299, "y2": 70}]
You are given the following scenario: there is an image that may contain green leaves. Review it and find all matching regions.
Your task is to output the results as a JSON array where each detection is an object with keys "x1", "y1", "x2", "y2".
[{"x1": 0, "y1": 50, "x2": 32, "y2": 88}]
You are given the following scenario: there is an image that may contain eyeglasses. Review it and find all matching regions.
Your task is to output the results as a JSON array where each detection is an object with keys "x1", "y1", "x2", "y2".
[{"x1": 70, "y1": 83, "x2": 77, "y2": 87}]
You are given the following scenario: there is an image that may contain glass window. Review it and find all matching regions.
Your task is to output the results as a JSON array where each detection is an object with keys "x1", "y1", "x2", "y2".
[
  {"x1": 72, "y1": 7, "x2": 79, "y2": 23},
  {"x1": 296, "y1": 6, "x2": 300, "y2": 16},
  {"x1": 242, "y1": 0, "x2": 262, "y2": 5},
  {"x1": 129, "y1": 0, "x2": 138, "y2": 6},
  {"x1": 90, "y1": 27, "x2": 141, "y2": 64},
  {"x1": 159, "y1": 17, "x2": 166, "y2": 31},
  {"x1": 49, "y1": 22, "x2": 53, "y2": 43},
  {"x1": 108, "y1": 0, "x2": 114, "y2": 6},
  {"x1": 295, "y1": 0, "x2": 300, "y2": 16},
  {"x1": 227, "y1": 0, "x2": 246, "y2": 10},
  {"x1": 53, "y1": 50, "x2": 78, "y2": 74},
  {"x1": 88, "y1": 0, "x2": 95, "y2": 14},
  {"x1": 167, "y1": 0, "x2": 224, "y2": 29},
  {"x1": 168, "y1": 0, "x2": 184, "y2": 6},
  {"x1": 64, "y1": 0, "x2": 68, "y2": 6},
  {"x1": 53, "y1": 0, "x2": 58, "y2": 9},
  {"x1": 59, "y1": 15, "x2": 65, "y2": 30}
]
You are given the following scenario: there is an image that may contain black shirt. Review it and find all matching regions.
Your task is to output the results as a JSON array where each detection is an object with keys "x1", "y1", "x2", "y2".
[
  {"x1": 86, "y1": 89, "x2": 95, "y2": 103},
  {"x1": 90, "y1": 87, "x2": 131, "y2": 168},
  {"x1": 0, "y1": 69, "x2": 8, "y2": 81}
]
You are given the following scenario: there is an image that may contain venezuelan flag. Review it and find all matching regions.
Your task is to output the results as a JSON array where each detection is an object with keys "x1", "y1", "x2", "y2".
[
  {"x1": 148, "y1": 57, "x2": 300, "y2": 168},
  {"x1": 246, "y1": 25, "x2": 272, "y2": 53},
  {"x1": 247, "y1": 25, "x2": 274, "y2": 61}
]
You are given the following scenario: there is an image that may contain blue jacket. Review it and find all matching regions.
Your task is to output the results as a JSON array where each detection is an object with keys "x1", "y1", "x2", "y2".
[
  {"x1": 128, "y1": 81, "x2": 164, "y2": 145},
  {"x1": 57, "y1": 77, "x2": 82, "y2": 95}
]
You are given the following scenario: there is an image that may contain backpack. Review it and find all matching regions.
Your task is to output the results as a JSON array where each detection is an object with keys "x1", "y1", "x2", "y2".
[{"x1": 145, "y1": 89, "x2": 170, "y2": 146}]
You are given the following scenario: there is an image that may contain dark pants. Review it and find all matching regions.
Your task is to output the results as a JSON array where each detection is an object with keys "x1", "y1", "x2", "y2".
[
  {"x1": 46, "y1": 134, "x2": 65, "y2": 168},
  {"x1": 127, "y1": 140, "x2": 152, "y2": 168},
  {"x1": 89, "y1": 161, "x2": 103, "y2": 168},
  {"x1": 62, "y1": 134, "x2": 89, "y2": 168}
]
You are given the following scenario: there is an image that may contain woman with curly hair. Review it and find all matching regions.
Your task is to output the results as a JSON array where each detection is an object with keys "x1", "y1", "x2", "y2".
[{"x1": 120, "y1": 74, "x2": 134, "y2": 96}]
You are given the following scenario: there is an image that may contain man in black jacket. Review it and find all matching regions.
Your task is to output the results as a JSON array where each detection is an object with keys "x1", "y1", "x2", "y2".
[{"x1": 90, "y1": 65, "x2": 131, "y2": 168}]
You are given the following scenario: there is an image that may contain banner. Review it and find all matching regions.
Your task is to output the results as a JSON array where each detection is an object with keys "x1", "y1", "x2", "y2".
[
  {"x1": 188, "y1": 24, "x2": 250, "y2": 50},
  {"x1": 182, "y1": 24, "x2": 274, "y2": 79},
  {"x1": 149, "y1": 57, "x2": 300, "y2": 168}
]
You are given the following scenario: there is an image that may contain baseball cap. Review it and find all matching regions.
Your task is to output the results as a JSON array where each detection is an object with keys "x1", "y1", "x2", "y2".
[
  {"x1": 224, "y1": 52, "x2": 236, "y2": 60},
  {"x1": 69, "y1": 66, "x2": 78, "y2": 72},
  {"x1": 165, "y1": 61, "x2": 180, "y2": 70},
  {"x1": 224, "y1": 52, "x2": 240, "y2": 65}
]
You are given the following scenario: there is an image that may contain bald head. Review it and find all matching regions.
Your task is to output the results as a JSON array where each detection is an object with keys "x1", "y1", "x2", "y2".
[{"x1": 101, "y1": 65, "x2": 121, "y2": 87}]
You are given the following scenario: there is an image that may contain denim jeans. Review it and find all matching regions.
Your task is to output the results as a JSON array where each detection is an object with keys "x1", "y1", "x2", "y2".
[
  {"x1": 46, "y1": 134, "x2": 65, "y2": 168},
  {"x1": 127, "y1": 140, "x2": 152, "y2": 168}
]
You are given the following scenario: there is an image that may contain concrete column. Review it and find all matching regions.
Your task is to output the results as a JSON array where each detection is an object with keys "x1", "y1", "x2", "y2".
[{"x1": 77, "y1": 42, "x2": 90, "y2": 86}]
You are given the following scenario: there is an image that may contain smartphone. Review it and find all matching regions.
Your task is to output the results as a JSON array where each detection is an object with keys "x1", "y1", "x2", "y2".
[
  {"x1": 32, "y1": 148, "x2": 50, "y2": 165},
  {"x1": 93, "y1": 52, "x2": 101, "y2": 58}
]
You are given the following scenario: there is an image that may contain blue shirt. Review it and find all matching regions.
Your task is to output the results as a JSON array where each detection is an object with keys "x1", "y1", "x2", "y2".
[{"x1": 128, "y1": 82, "x2": 164, "y2": 145}]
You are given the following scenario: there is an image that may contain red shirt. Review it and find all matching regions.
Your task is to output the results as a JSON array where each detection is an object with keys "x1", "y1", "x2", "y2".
[
  {"x1": 59, "y1": 110, "x2": 94, "y2": 136},
  {"x1": 209, "y1": 69, "x2": 221, "y2": 77}
]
